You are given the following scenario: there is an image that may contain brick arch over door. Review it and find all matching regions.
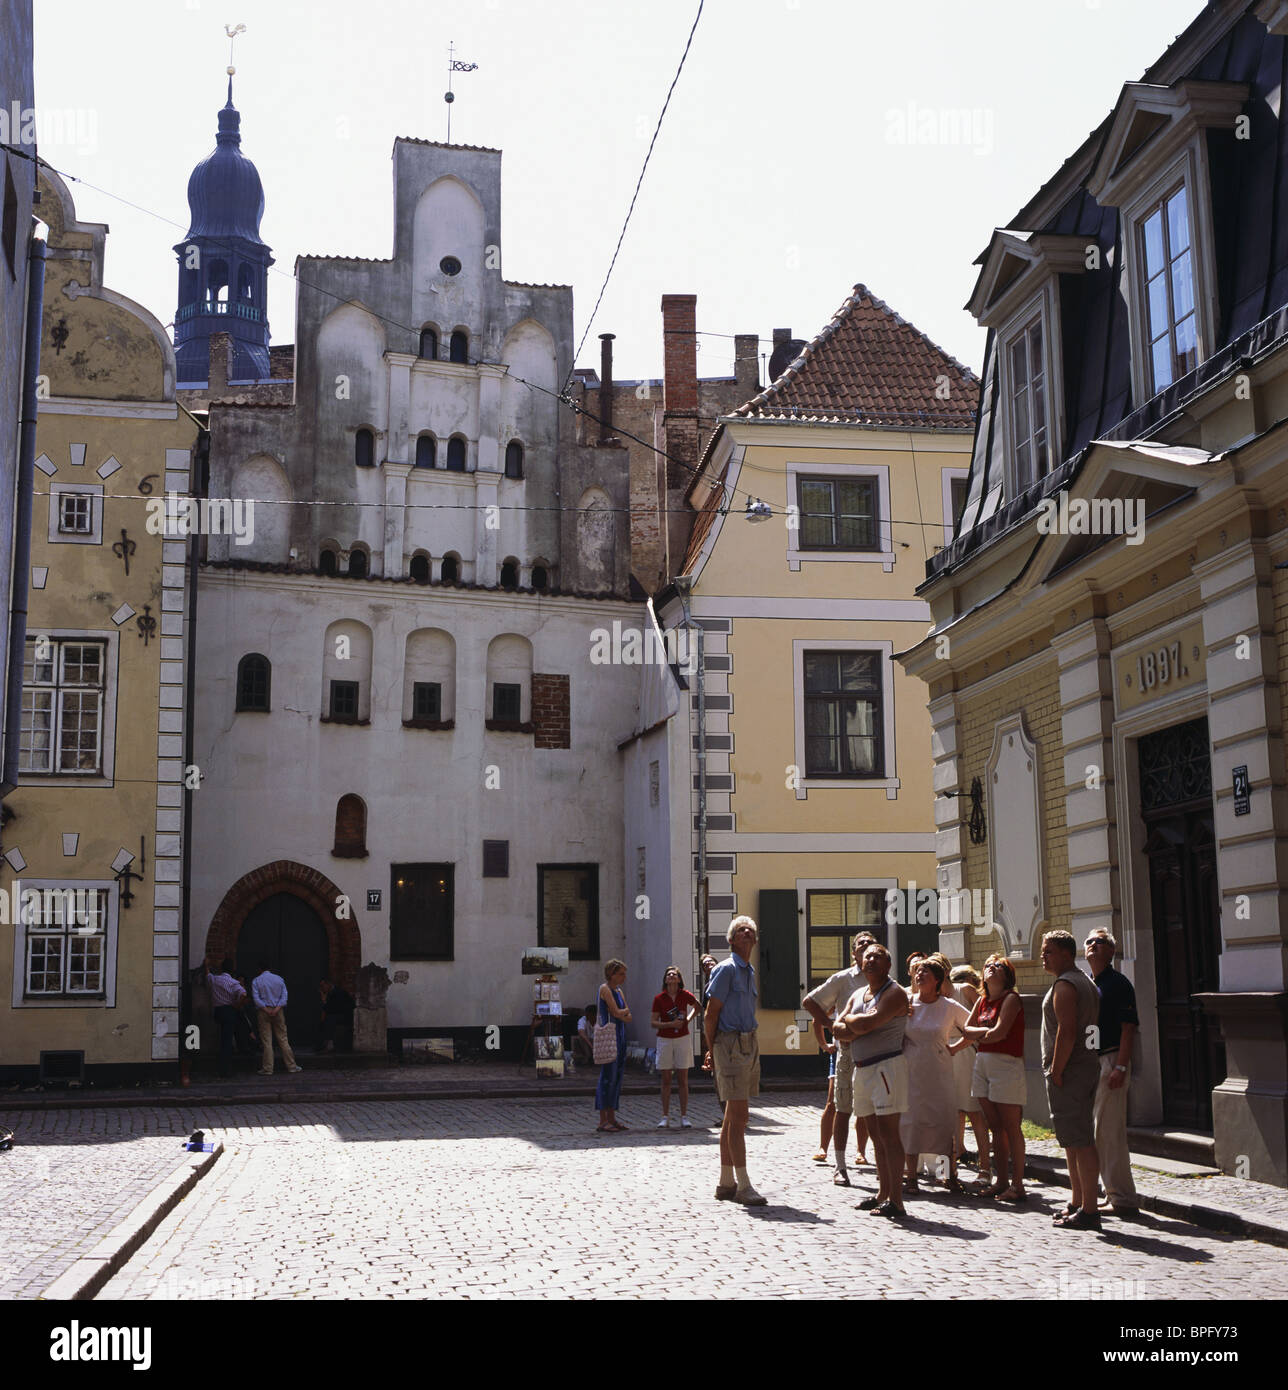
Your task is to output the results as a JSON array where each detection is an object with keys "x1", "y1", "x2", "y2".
[{"x1": 204, "y1": 861, "x2": 361, "y2": 992}]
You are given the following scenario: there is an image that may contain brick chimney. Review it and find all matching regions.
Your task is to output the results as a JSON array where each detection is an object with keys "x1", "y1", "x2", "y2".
[
  {"x1": 598, "y1": 332, "x2": 616, "y2": 442},
  {"x1": 661, "y1": 294, "x2": 699, "y2": 576},
  {"x1": 208, "y1": 331, "x2": 234, "y2": 398},
  {"x1": 734, "y1": 333, "x2": 759, "y2": 395}
]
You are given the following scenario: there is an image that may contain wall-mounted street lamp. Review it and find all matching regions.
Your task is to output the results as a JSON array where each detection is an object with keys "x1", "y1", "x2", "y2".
[
  {"x1": 939, "y1": 777, "x2": 987, "y2": 845},
  {"x1": 744, "y1": 498, "x2": 773, "y2": 523}
]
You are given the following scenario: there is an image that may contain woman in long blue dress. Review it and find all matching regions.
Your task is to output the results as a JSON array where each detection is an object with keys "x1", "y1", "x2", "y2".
[{"x1": 596, "y1": 959, "x2": 631, "y2": 1132}]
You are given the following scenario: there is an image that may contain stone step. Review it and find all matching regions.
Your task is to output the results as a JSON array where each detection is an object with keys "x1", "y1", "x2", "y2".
[{"x1": 1126, "y1": 1124, "x2": 1216, "y2": 1167}]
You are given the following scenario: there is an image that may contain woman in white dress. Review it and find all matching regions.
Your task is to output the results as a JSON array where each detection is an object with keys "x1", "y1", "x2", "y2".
[
  {"x1": 900, "y1": 958, "x2": 970, "y2": 1194},
  {"x1": 947, "y1": 964, "x2": 991, "y2": 1184}
]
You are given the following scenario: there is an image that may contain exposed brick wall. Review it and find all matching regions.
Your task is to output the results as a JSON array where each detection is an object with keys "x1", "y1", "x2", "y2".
[
  {"x1": 661, "y1": 293, "x2": 699, "y2": 417},
  {"x1": 532, "y1": 673, "x2": 571, "y2": 749},
  {"x1": 204, "y1": 860, "x2": 362, "y2": 991},
  {"x1": 957, "y1": 661, "x2": 1069, "y2": 995},
  {"x1": 332, "y1": 793, "x2": 367, "y2": 857}
]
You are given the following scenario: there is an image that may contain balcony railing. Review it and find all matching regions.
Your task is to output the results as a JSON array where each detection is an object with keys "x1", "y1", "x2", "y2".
[{"x1": 176, "y1": 300, "x2": 263, "y2": 324}]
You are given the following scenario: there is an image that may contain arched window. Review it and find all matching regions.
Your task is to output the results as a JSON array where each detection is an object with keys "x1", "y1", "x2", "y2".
[
  {"x1": 419, "y1": 327, "x2": 438, "y2": 359},
  {"x1": 449, "y1": 330, "x2": 468, "y2": 364},
  {"x1": 505, "y1": 441, "x2": 524, "y2": 479},
  {"x1": 333, "y1": 794, "x2": 367, "y2": 857},
  {"x1": 440, "y1": 554, "x2": 460, "y2": 585},
  {"x1": 348, "y1": 548, "x2": 369, "y2": 579},
  {"x1": 415, "y1": 435, "x2": 436, "y2": 469},
  {"x1": 236, "y1": 653, "x2": 271, "y2": 711},
  {"x1": 319, "y1": 548, "x2": 338, "y2": 576},
  {"x1": 237, "y1": 264, "x2": 255, "y2": 302},
  {"x1": 531, "y1": 565, "x2": 548, "y2": 592},
  {"x1": 500, "y1": 559, "x2": 518, "y2": 590},
  {"x1": 355, "y1": 428, "x2": 375, "y2": 468},
  {"x1": 410, "y1": 554, "x2": 430, "y2": 584},
  {"x1": 446, "y1": 437, "x2": 466, "y2": 472}
]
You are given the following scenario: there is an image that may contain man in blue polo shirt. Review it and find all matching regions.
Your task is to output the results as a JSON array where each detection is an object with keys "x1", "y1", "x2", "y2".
[{"x1": 702, "y1": 915, "x2": 767, "y2": 1206}]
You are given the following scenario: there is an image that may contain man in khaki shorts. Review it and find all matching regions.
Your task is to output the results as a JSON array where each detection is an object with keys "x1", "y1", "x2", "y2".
[{"x1": 702, "y1": 916, "x2": 767, "y2": 1206}]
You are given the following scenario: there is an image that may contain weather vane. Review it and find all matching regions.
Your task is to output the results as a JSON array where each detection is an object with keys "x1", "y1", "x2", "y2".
[
  {"x1": 445, "y1": 40, "x2": 478, "y2": 144},
  {"x1": 225, "y1": 21, "x2": 246, "y2": 81}
]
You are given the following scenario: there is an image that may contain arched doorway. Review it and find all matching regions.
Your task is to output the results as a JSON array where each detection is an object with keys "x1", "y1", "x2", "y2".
[
  {"x1": 205, "y1": 861, "x2": 362, "y2": 1053},
  {"x1": 237, "y1": 893, "x2": 329, "y2": 1050}
]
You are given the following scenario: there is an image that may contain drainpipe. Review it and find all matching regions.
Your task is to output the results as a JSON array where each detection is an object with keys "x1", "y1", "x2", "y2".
[
  {"x1": 2, "y1": 234, "x2": 45, "y2": 796},
  {"x1": 177, "y1": 425, "x2": 208, "y2": 1085},
  {"x1": 674, "y1": 576, "x2": 707, "y2": 976}
]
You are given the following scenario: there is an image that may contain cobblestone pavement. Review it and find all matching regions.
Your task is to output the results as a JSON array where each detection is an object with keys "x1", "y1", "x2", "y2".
[
  {"x1": 54, "y1": 1096, "x2": 1285, "y2": 1300},
  {"x1": 0, "y1": 1109, "x2": 192, "y2": 1300}
]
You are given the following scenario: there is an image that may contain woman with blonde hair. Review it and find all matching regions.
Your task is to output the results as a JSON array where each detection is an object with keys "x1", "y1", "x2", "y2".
[
  {"x1": 949, "y1": 964, "x2": 990, "y2": 1180},
  {"x1": 595, "y1": 959, "x2": 632, "y2": 1133},
  {"x1": 957, "y1": 953, "x2": 1027, "y2": 1200}
]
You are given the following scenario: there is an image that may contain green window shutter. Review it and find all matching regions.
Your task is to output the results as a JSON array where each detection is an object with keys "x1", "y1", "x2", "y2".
[
  {"x1": 891, "y1": 888, "x2": 940, "y2": 971},
  {"x1": 757, "y1": 889, "x2": 801, "y2": 1011}
]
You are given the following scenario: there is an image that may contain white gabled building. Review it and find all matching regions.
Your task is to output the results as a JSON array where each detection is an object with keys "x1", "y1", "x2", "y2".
[{"x1": 183, "y1": 125, "x2": 644, "y2": 1056}]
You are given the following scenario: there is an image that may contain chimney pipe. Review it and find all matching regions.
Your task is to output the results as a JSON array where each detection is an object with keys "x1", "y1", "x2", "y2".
[{"x1": 599, "y1": 332, "x2": 616, "y2": 442}]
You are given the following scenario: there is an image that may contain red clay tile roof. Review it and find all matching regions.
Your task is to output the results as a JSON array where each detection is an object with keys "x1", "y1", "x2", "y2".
[{"x1": 736, "y1": 284, "x2": 978, "y2": 429}]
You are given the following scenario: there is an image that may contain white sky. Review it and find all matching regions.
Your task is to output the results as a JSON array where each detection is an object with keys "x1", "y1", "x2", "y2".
[{"x1": 32, "y1": 0, "x2": 1204, "y2": 383}]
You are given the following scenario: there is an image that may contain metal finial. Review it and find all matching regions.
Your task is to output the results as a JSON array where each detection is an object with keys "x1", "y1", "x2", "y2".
[
  {"x1": 444, "y1": 39, "x2": 478, "y2": 144},
  {"x1": 225, "y1": 22, "x2": 246, "y2": 79}
]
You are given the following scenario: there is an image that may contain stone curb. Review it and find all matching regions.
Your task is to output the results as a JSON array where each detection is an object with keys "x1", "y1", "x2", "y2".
[
  {"x1": 39, "y1": 1141, "x2": 224, "y2": 1301},
  {"x1": 1023, "y1": 1150, "x2": 1288, "y2": 1251},
  {"x1": 0, "y1": 1076, "x2": 826, "y2": 1112}
]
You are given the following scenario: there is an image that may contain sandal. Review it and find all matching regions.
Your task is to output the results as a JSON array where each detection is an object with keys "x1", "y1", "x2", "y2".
[
  {"x1": 995, "y1": 1186, "x2": 1028, "y2": 1203},
  {"x1": 1054, "y1": 1208, "x2": 1101, "y2": 1231},
  {"x1": 903, "y1": 1176, "x2": 920, "y2": 1193},
  {"x1": 812, "y1": 1150, "x2": 830, "y2": 1164},
  {"x1": 1052, "y1": 1203, "x2": 1078, "y2": 1222},
  {"x1": 832, "y1": 1170, "x2": 852, "y2": 1187}
]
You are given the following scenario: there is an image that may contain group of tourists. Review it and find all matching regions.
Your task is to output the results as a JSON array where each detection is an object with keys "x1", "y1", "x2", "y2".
[
  {"x1": 588, "y1": 915, "x2": 1140, "y2": 1225},
  {"x1": 801, "y1": 924, "x2": 1138, "y2": 1223}
]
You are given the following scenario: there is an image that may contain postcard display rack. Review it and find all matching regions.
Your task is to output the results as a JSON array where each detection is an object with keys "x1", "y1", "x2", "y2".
[{"x1": 532, "y1": 976, "x2": 564, "y2": 1076}]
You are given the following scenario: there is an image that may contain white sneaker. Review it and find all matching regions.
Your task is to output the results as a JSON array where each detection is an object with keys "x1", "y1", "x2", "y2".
[
  {"x1": 680, "y1": 1116, "x2": 692, "y2": 1128},
  {"x1": 656, "y1": 1116, "x2": 671, "y2": 1128},
  {"x1": 668, "y1": 1116, "x2": 680, "y2": 1129}
]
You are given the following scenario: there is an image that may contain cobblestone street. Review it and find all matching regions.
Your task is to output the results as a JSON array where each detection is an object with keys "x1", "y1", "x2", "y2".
[{"x1": 3, "y1": 1095, "x2": 1284, "y2": 1301}]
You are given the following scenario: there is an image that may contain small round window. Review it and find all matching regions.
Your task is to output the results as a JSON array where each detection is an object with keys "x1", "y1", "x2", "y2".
[{"x1": 439, "y1": 255, "x2": 462, "y2": 277}]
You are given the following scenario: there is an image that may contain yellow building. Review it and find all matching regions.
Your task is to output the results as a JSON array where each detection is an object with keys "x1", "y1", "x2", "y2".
[
  {"x1": 0, "y1": 169, "x2": 199, "y2": 1085},
  {"x1": 648, "y1": 285, "x2": 976, "y2": 1063}
]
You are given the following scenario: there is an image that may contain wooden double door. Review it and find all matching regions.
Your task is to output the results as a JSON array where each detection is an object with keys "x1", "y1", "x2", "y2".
[
  {"x1": 236, "y1": 892, "x2": 329, "y2": 1051},
  {"x1": 1138, "y1": 718, "x2": 1225, "y2": 1131}
]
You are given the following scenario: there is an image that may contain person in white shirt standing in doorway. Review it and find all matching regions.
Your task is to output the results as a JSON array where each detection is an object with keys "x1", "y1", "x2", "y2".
[{"x1": 252, "y1": 960, "x2": 303, "y2": 1077}]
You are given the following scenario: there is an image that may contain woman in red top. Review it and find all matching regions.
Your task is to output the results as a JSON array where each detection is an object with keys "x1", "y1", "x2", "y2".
[
  {"x1": 650, "y1": 966, "x2": 700, "y2": 1128},
  {"x1": 955, "y1": 953, "x2": 1027, "y2": 1201}
]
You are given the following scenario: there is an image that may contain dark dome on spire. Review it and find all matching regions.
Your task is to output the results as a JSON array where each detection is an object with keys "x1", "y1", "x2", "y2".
[{"x1": 183, "y1": 81, "x2": 267, "y2": 245}]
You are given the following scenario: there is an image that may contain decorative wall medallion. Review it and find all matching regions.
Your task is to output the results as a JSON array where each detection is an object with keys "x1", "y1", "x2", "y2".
[{"x1": 986, "y1": 713, "x2": 1046, "y2": 951}]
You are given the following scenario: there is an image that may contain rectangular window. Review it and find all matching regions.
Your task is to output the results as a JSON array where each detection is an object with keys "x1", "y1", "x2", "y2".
[
  {"x1": 329, "y1": 679, "x2": 359, "y2": 720},
  {"x1": 23, "y1": 888, "x2": 110, "y2": 998},
  {"x1": 1008, "y1": 316, "x2": 1048, "y2": 492},
  {"x1": 390, "y1": 863, "x2": 454, "y2": 960},
  {"x1": 797, "y1": 475, "x2": 877, "y2": 551},
  {"x1": 493, "y1": 682, "x2": 521, "y2": 723},
  {"x1": 950, "y1": 475, "x2": 969, "y2": 532},
  {"x1": 411, "y1": 681, "x2": 442, "y2": 722},
  {"x1": 19, "y1": 639, "x2": 105, "y2": 775},
  {"x1": 1141, "y1": 183, "x2": 1198, "y2": 393},
  {"x1": 805, "y1": 889, "x2": 886, "y2": 990},
  {"x1": 538, "y1": 864, "x2": 599, "y2": 959},
  {"x1": 482, "y1": 840, "x2": 509, "y2": 878},
  {"x1": 58, "y1": 492, "x2": 93, "y2": 534},
  {"x1": 803, "y1": 650, "x2": 884, "y2": 778}
]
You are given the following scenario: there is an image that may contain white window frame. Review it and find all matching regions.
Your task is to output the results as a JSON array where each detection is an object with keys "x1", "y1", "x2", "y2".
[
  {"x1": 796, "y1": 877, "x2": 898, "y2": 993},
  {"x1": 11, "y1": 878, "x2": 121, "y2": 1009},
  {"x1": 1120, "y1": 156, "x2": 1216, "y2": 404},
  {"x1": 17, "y1": 631, "x2": 119, "y2": 786},
  {"x1": 941, "y1": 467, "x2": 970, "y2": 548},
  {"x1": 47, "y1": 481, "x2": 103, "y2": 546},
  {"x1": 792, "y1": 638, "x2": 900, "y2": 800},
  {"x1": 996, "y1": 282, "x2": 1064, "y2": 502},
  {"x1": 785, "y1": 462, "x2": 894, "y2": 573}
]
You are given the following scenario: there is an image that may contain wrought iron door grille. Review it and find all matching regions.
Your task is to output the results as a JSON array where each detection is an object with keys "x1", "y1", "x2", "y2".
[{"x1": 1138, "y1": 717, "x2": 1211, "y2": 814}]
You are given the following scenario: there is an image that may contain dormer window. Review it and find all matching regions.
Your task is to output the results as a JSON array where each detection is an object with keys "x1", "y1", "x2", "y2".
[
  {"x1": 1086, "y1": 78, "x2": 1246, "y2": 408},
  {"x1": 1007, "y1": 316, "x2": 1050, "y2": 493},
  {"x1": 1140, "y1": 184, "x2": 1197, "y2": 392}
]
